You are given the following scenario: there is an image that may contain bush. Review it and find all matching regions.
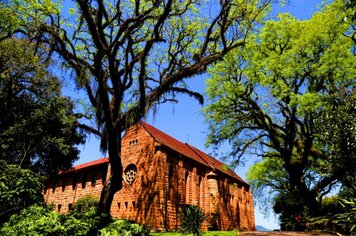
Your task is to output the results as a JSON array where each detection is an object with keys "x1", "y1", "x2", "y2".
[
  {"x1": 70, "y1": 194, "x2": 99, "y2": 214},
  {"x1": 0, "y1": 205, "x2": 70, "y2": 236},
  {"x1": 0, "y1": 195, "x2": 148, "y2": 235},
  {"x1": 0, "y1": 160, "x2": 44, "y2": 223},
  {"x1": 180, "y1": 204, "x2": 208, "y2": 236},
  {"x1": 0, "y1": 196, "x2": 109, "y2": 236},
  {"x1": 99, "y1": 218, "x2": 150, "y2": 236},
  {"x1": 336, "y1": 184, "x2": 356, "y2": 234},
  {"x1": 306, "y1": 185, "x2": 356, "y2": 234},
  {"x1": 306, "y1": 195, "x2": 344, "y2": 233},
  {"x1": 69, "y1": 195, "x2": 111, "y2": 235}
]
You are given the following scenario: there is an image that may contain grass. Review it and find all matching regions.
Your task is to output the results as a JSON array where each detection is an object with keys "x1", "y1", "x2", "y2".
[{"x1": 150, "y1": 230, "x2": 239, "y2": 236}]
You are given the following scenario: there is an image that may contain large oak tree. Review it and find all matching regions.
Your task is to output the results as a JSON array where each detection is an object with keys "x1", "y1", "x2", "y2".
[
  {"x1": 0, "y1": 38, "x2": 85, "y2": 175},
  {"x1": 4, "y1": 0, "x2": 272, "y2": 213},
  {"x1": 204, "y1": 0, "x2": 356, "y2": 229}
]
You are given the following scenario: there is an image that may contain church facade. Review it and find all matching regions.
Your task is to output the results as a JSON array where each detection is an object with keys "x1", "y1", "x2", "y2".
[{"x1": 44, "y1": 122, "x2": 255, "y2": 231}]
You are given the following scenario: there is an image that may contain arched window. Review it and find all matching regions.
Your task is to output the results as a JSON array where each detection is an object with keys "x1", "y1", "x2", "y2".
[
  {"x1": 185, "y1": 171, "x2": 189, "y2": 204},
  {"x1": 101, "y1": 168, "x2": 107, "y2": 185},
  {"x1": 82, "y1": 176, "x2": 87, "y2": 189},
  {"x1": 72, "y1": 176, "x2": 77, "y2": 190},
  {"x1": 198, "y1": 176, "x2": 203, "y2": 208},
  {"x1": 168, "y1": 163, "x2": 174, "y2": 180},
  {"x1": 62, "y1": 179, "x2": 66, "y2": 192},
  {"x1": 52, "y1": 180, "x2": 56, "y2": 193},
  {"x1": 91, "y1": 173, "x2": 97, "y2": 187}
]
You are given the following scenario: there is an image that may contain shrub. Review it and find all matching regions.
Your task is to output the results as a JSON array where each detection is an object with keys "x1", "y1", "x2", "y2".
[
  {"x1": 307, "y1": 185, "x2": 356, "y2": 234},
  {"x1": 0, "y1": 195, "x2": 148, "y2": 235},
  {"x1": 0, "y1": 160, "x2": 44, "y2": 223},
  {"x1": 0, "y1": 204, "x2": 91, "y2": 236},
  {"x1": 306, "y1": 195, "x2": 344, "y2": 233},
  {"x1": 99, "y1": 218, "x2": 150, "y2": 236},
  {"x1": 336, "y1": 184, "x2": 356, "y2": 234},
  {"x1": 69, "y1": 195, "x2": 111, "y2": 235},
  {"x1": 0, "y1": 202, "x2": 105, "y2": 236},
  {"x1": 180, "y1": 204, "x2": 208, "y2": 236},
  {"x1": 70, "y1": 194, "x2": 99, "y2": 214}
]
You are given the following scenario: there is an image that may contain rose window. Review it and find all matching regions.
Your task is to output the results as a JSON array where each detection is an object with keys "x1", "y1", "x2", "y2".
[{"x1": 124, "y1": 164, "x2": 137, "y2": 185}]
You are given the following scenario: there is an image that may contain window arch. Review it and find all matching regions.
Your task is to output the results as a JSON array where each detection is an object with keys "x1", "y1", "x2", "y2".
[
  {"x1": 198, "y1": 176, "x2": 203, "y2": 208},
  {"x1": 185, "y1": 171, "x2": 189, "y2": 204},
  {"x1": 72, "y1": 176, "x2": 77, "y2": 190},
  {"x1": 168, "y1": 163, "x2": 174, "y2": 180},
  {"x1": 82, "y1": 176, "x2": 87, "y2": 189}
]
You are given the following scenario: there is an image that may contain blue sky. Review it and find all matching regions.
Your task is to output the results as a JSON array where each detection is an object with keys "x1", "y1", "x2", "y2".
[{"x1": 70, "y1": 0, "x2": 325, "y2": 230}]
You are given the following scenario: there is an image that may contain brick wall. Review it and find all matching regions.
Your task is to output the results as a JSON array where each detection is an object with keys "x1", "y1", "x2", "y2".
[
  {"x1": 111, "y1": 123, "x2": 165, "y2": 229},
  {"x1": 44, "y1": 164, "x2": 107, "y2": 214},
  {"x1": 44, "y1": 122, "x2": 255, "y2": 231}
]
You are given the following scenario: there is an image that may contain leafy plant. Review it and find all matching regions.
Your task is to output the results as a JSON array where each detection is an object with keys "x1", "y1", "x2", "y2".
[
  {"x1": 70, "y1": 194, "x2": 99, "y2": 214},
  {"x1": 306, "y1": 184, "x2": 356, "y2": 234},
  {"x1": 69, "y1": 195, "x2": 111, "y2": 235},
  {"x1": 0, "y1": 201, "x2": 108, "y2": 236},
  {"x1": 1, "y1": 205, "x2": 71, "y2": 236},
  {"x1": 98, "y1": 218, "x2": 150, "y2": 236},
  {"x1": 0, "y1": 160, "x2": 44, "y2": 223},
  {"x1": 336, "y1": 185, "x2": 356, "y2": 234},
  {"x1": 180, "y1": 204, "x2": 208, "y2": 236}
]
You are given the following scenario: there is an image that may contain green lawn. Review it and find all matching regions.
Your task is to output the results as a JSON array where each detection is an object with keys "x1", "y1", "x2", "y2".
[{"x1": 150, "y1": 231, "x2": 239, "y2": 236}]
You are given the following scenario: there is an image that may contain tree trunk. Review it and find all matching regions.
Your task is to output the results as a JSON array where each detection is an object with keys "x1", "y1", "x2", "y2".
[
  {"x1": 99, "y1": 171, "x2": 122, "y2": 214},
  {"x1": 287, "y1": 164, "x2": 320, "y2": 215},
  {"x1": 98, "y1": 129, "x2": 123, "y2": 214}
]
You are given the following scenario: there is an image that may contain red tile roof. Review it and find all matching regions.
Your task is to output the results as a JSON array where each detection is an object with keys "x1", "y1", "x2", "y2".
[
  {"x1": 61, "y1": 122, "x2": 247, "y2": 186},
  {"x1": 140, "y1": 121, "x2": 210, "y2": 167},
  {"x1": 58, "y1": 157, "x2": 109, "y2": 175},
  {"x1": 140, "y1": 121, "x2": 248, "y2": 185},
  {"x1": 186, "y1": 144, "x2": 247, "y2": 185}
]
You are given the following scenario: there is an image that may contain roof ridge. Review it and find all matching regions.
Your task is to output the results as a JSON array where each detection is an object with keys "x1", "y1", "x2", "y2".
[
  {"x1": 139, "y1": 121, "x2": 210, "y2": 167},
  {"x1": 190, "y1": 145, "x2": 227, "y2": 169},
  {"x1": 138, "y1": 120, "x2": 160, "y2": 144},
  {"x1": 186, "y1": 144, "x2": 248, "y2": 185},
  {"x1": 185, "y1": 143, "x2": 214, "y2": 170}
]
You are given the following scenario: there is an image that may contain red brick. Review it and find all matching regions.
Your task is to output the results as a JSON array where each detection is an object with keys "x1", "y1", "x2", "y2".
[{"x1": 44, "y1": 122, "x2": 255, "y2": 231}]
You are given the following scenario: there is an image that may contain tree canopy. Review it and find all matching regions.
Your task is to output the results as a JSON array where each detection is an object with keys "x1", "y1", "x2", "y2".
[
  {"x1": 3, "y1": 0, "x2": 273, "y2": 213},
  {"x1": 0, "y1": 38, "x2": 85, "y2": 174},
  {"x1": 204, "y1": 0, "x2": 356, "y2": 230}
]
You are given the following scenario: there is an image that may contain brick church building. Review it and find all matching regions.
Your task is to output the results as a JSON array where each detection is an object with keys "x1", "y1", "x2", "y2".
[{"x1": 44, "y1": 121, "x2": 255, "y2": 231}]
